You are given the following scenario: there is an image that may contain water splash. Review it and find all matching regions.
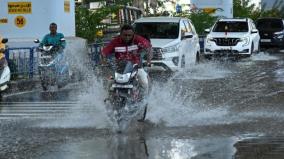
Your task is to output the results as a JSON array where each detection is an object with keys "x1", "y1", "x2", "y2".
[
  {"x1": 146, "y1": 78, "x2": 243, "y2": 127},
  {"x1": 173, "y1": 61, "x2": 232, "y2": 80},
  {"x1": 250, "y1": 52, "x2": 278, "y2": 61}
]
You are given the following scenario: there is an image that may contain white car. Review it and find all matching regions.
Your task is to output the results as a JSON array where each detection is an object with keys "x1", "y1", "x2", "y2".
[
  {"x1": 133, "y1": 17, "x2": 200, "y2": 72},
  {"x1": 204, "y1": 18, "x2": 260, "y2": 58}
]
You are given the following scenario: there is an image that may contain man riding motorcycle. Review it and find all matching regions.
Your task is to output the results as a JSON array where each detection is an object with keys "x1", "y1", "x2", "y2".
[
  {"x1": 101, "y1": 24, "x2": 152, "y2": 95},
  {"x1": 40, "y1": 23, "x2": 66, "y2": 51}
]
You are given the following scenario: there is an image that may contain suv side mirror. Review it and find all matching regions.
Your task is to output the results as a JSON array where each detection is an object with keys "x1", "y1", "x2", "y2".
[
  {"x1": 204, "y1": 28, "x2": 210, "y2": 34},
  {"x1": 251, "y1": 29, "x2": 258, "y2": 34},
  {"x1": 182, "y1": 32, "x2": 193, "y2": 39},
  {"x1": 1, "y1": 38, "x2": 8, "y2": 44}
]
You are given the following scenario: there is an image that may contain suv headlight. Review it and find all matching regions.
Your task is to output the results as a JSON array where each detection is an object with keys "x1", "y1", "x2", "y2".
[
  {"x1": 206, "y1": 37, "x2": 215, "y2": 43},
  {"x1": 206, "y1": 36, "x2": 214, "y2": 43},
  {"x1": 274, "y1": 31, "x2": 284, "y2": 38},
  {"x1": 162, "y1": 45, "x2": 179, "y2": 53},
  {"x1": 240, "y1": 37, "x2": 250, "y2": 46}
]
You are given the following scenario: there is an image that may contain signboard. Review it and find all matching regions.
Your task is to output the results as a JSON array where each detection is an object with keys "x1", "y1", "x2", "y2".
[
  {"x1": 14, "y1": 16, "x2": 26, "y2": 28},
  {"x1": 0, "y1": 18, "x2": 8, "y2": 24},
  {"x1": 64, "y1": 0, "x2": 70, "y2": 13},
  {"x1": 8, "y1": 2, "x2": 32, "y2": 14}
]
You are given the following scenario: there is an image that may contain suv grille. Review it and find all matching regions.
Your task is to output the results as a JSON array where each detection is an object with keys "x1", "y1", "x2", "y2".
[
  {"x1": 144, "y1": 47, "x2": 163, "y2": 60},
  {"x1": 213, "y1": 38, "x2": 240, "y2": 46}
]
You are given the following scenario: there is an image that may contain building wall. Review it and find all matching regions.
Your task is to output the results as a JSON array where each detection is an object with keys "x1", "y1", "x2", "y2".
[{"x1": 0, "y1": 0, "x2": 75, "y2": 39}]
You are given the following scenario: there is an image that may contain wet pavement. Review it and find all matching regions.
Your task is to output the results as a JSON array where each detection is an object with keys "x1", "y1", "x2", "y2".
[{"x1": 1, "y1": 52, "x2": 284, "y2": 159}]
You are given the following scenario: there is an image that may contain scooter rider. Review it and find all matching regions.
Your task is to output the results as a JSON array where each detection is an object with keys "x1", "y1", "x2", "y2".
[
  {"x1": 40, "y1": 23, "x2": 66, "y2": 51},
  {"x1": 101, "y1": 24, "x2": 152, "y2": 95}
]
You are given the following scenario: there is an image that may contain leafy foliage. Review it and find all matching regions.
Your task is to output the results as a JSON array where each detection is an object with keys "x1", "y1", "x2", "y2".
[
  {"x1": 233, "y1": 0, "x2": 284, "y2": 20},
  {"x1": 260, "y1": 0, "x2": 284, "y2": 18},
  {"x1": 75, "y1": 0, "x2": 130, "y2": 42},
  {"x1": 174, "y1": 12, "x2": 217, "y2": 35}
]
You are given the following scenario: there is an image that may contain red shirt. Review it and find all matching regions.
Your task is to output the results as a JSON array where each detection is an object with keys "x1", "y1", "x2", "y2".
[{"x1": 102, "y1": 35, "x2": 151, "y2": 64}]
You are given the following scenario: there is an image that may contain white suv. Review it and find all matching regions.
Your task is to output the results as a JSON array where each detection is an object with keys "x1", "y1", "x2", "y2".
[
  {"x1": 204, "y1": 18, "x2": 260, "y2": 58},
  {"x1": 133, "y1": 17, "x2": 200, "y2": 72}
]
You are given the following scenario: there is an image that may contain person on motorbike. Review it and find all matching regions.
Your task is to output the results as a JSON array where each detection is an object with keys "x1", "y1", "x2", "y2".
[
  {"x1": 0, "y1": 36, "x2": 6, "y2": 53},
  {"x1": 40, "y1": 23, "x2": 66, "y2": 52},
  {"x1": 101, "y1": 24, "x2": 152, "y2": 95}
]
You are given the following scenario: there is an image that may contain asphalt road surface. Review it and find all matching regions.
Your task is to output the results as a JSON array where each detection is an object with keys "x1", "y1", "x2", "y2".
[{"x1": 1, "y1": 51, "x2": 284, "y2": 159}]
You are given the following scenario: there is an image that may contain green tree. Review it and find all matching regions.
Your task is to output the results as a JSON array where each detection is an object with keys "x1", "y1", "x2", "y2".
[
  {"x1": 233, "y1": 0, "x2": 284, "y2": 20},
  {"x1": 233, "y1": 0, "x2": 257, "y2": 19},
  {"x1": 174, "y1": 11, "x2": 217, "y2": 35},
  {"x1": 75, "y1": 0, "x2": 130, "y2": 42},
  {"x1": 260, "y1": 0, "x2": 284, "y2": 18}
]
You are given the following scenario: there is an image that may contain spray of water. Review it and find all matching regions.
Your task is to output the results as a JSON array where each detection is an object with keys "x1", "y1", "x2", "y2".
[
  {"x1": 250, "y1": 52, "x2": 278, "y2": 61},
  {"x1": 39, "y1": 40, "x2": 284, "y2": 129},
  {"x1": 145, "y1": 58, "x2": 243, "y2": 127}
]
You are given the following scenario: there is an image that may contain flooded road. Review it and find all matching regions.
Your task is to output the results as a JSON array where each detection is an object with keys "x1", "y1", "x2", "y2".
[{"x1": 1, "y1": 52, "x2": 284, "y2": 159}]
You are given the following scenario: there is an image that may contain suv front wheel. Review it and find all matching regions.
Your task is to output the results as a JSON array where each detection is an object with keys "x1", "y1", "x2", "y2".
[
  {"x1": 250, "y1": 43, "x2": 254, "y2": 56},
  {"x1": 196, "y1": 52, "x2": 200, "y2": 64},
  {"x1": 181, "y1": 55, "x2": 185, "y2": 68}
]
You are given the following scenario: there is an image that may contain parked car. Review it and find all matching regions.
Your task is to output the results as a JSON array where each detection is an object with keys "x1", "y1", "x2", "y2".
[
  {"x1": 256, "y1": 17, "x2": 284, "y2": 49},
  {"x1": 204, "y1": 18, "x2": 260, "y2": 58},
  {"x1": 133, "y1": 17, "x2": 200, "y2": 72}
]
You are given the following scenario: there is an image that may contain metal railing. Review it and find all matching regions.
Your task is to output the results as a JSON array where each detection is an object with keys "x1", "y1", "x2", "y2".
[
  {"x1": 5, "y1": 47, "x2": 39, "y2": 79},
  {"x1": 4, "y1": 36, "x2": 206, "y2": 80},
  {"x1": 88, "y1": 41, "x2": 110, "y2": 66}
]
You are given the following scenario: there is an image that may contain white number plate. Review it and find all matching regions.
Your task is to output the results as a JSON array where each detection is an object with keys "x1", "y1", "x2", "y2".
[
  {"x1": 112, "y1": 84, "x2": 133, "y2": 89},
  {"x1": 261, "y1": 39, "x2": 271, "y2": 42}
]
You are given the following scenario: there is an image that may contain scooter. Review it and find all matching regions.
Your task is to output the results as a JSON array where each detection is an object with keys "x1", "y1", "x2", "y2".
[
  {"x1": 34, "y1": 39, "x2": 70, "y2": 91},
  {"x1": 0, "y1": 38, "x2": 11, "y2": 96},
  {"x1": 104, "y1": 60, "x2": 148, "y2": 132}
]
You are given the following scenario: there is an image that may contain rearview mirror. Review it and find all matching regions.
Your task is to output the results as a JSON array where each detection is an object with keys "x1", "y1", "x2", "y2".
[
  {"x1": 34, "y1": 39, "x2": 40, "y2": 43},
  {"x1": 1, "y1": 38, "x2": 8, "y2": 43},
  {"x1": 204, "y1": 28, "x2": 210, "y2": 34},
  {"x1": 182, "y1": 32, "x2": 193, "y2": 39},
  {"x1": 60, "y1": 38, "x2": 65, "y2": 42},
  {"x1": 251, "y1": 29, "x2": 258, "y2": 34}
]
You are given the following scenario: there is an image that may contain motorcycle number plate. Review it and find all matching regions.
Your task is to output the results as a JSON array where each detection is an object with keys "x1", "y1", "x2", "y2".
[
  {"x1": 40, "y1": 55, "x2": 52, "y2": 58},
  {"x1": 112, "y1": 84, "x2": 133, "y2": 88}
]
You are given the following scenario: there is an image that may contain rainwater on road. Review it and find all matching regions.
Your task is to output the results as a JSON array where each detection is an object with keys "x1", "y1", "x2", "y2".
[{"x1": 1, "y1": 52, "x2": 284, "y2": 159}]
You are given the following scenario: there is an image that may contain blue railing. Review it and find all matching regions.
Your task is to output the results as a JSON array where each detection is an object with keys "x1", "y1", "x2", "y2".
[
  {"x1": 5, "y1": 36, "x2": 205, "y2": 80},
  {"x1": 88, "y1": 41, "x2": 110, "y2": 66},
  {"x1": 5, "y1": 47, "x2": 39, "y2": 79}
]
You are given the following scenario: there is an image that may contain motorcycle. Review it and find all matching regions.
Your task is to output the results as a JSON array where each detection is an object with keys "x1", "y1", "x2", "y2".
[
  {"x1": 34, "y1": 39, "x2": 70, "y2": 91},
  {"x1": 0, "y1": 38, "x2": 11, "y2": 97},
  {"x1": 104, "y1": 60, "x2": 148, "y2": 132}
]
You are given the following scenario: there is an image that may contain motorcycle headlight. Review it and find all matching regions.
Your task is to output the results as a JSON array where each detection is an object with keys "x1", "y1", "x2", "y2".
[
  {"x1": 240, "y1": 37, "x2": 250, "y2": 46},
  {"x1": 162, "y1": 45, "x2": 179, "y2": 53},
  {"x1": 115, "y1": 72, "x2": 131, "y2": 83}
]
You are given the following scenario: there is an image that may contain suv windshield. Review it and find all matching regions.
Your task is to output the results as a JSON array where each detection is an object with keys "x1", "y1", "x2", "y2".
[
  {"x1": 256, "y1": 19, "x2": 284, "y2": 31},
  {"x1": 213, "y1": 21, "x2": 248, "y2": 32},
  {"x1": 134, "y1": 22, "x2": 179, "y2": 39}
]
